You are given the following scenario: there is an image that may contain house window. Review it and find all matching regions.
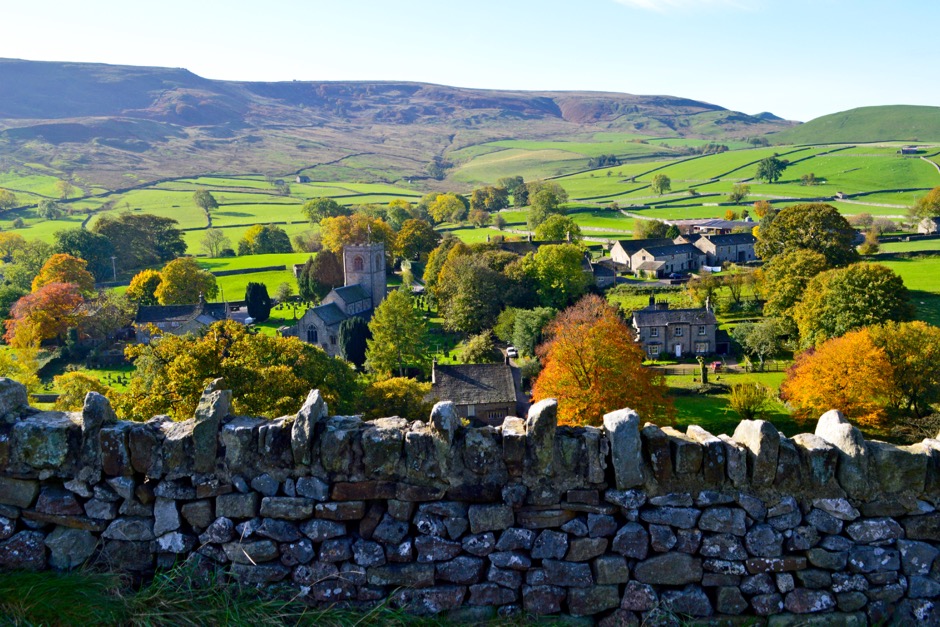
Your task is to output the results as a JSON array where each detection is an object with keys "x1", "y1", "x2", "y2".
[
  {"x1": 698, "y1": 325, "x2": 706, "y2": 335},
  {"x1": 648, "y1": 345, "x2": 661, "y2": 357},
  {"x1": 674, "y1": 327, "x2": 683, "y2": 337},
  {"x1": 695, "y1": 342, "x2": 709, "y2": 353},
  {"x1": 353, "y1": 256, "x2": 364, "y2": 272},
  {"x1": 307, "y1": 328, "x2": 318, "y2": 343},
  {"x1": 487, "y1": 410, "x2": 506, "y2": 423},
  {"x1": 330, "y1": 335, "x2": 337, "y2": 346},
  {"x1": 650, "y1": 328, "x2": 659, "y2": 337}
]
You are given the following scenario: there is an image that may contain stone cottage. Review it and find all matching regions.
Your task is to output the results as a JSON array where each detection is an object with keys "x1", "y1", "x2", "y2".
[{"x1": 632, "y1": 295, "x2": 717, "y2": 358}]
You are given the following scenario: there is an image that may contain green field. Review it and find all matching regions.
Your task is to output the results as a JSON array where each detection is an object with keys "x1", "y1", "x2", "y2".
[{"x1": 878, "y1": 255, "x2": 940, "y2": 326}]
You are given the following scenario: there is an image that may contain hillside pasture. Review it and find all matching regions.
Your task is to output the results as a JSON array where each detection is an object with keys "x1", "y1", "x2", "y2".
[{"x1": 450, "y1": 148, "x2": 590, "y2": 185}]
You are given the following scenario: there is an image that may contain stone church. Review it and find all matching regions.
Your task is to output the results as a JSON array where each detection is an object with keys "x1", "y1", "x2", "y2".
[{"x1": 295, "y1": 243, "x2": 387, "y2": 357}]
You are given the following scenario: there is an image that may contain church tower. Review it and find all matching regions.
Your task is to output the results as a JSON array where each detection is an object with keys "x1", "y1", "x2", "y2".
[{"x1": 343, "y1": 242, "x2": 387, "y2": 310}]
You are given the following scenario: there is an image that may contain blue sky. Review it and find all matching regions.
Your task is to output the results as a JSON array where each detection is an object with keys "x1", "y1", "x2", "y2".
[{"x1": 1, "y1": 0, "x2": 936, "y2": 121}]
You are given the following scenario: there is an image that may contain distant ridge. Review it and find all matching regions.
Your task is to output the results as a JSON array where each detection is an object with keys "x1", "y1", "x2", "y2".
[
  {"x1": 769, "y1": 105, "x2": 940, "y2": 144},
  {"x1": 0, "y1": 58, "x2": 794, "y2": 187}
]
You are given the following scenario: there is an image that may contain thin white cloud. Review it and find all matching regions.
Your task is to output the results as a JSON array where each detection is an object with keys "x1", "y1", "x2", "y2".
[{"x1": 614, "y1": 0, "x2": 754, "y2": 12}]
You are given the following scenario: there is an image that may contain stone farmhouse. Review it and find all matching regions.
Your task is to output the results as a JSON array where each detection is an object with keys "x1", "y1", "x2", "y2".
[
  {"x1": 630, "y1": 243, "x2": 705, "y2": 278},
  {"x1": 918, "y1": 217, "x2": 940, "y2": 234},
  {"x1": 428, "y1": 361, "x2": 521, "y2": 426},
  {"x1": 133, "y1": 298, "x2": 228, "y2": 343},
  {"x1": 293, "y1": 243, "x2": 387, "y2": 357},
  {"x1": 609, "y1": 238, "x2": 674, "y2": 271},
  {"x1": 632, "y1": 295, "x2": 717, "y2": 358},
  {"x1": 681, "y1": 232, "x2": 757, "y2": 266}
]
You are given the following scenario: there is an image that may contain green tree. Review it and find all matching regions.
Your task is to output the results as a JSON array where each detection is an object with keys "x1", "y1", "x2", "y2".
[
  {"x1": 512, "y1": 307, "x2": 556, "y2": 357},
  {"x1": 80, "y1": 291, "x2": 136, "y2": 341},
  {"x1": 366, "y1": 289, "x2": 429, "y2": 378},
  {"x1": 794, "y1": 262, "x2": 915, "y2": 347},
  {"x1": 527, "y1": 190, "x2": 564, "y2": 230},
  {"x1": 56, "y1": 179, "x2": 75, "y2": 200},
  {"x1": 869, "y1": 321, "x2": 940, "y2": 420},
  {"x1": 275, "y1": 282, "x2": 293, "y2": 303},
  {"x1": 497, "y1": 176, "x2": 525, "y2": 198},
  {"x1": 53, "y1": 228, "x2": 115, "y2": 281},
  {"x1": 154, "y1": 258, "x2": 218, "y2": 305},
  {"x1": 302, "y1": 197, "x2": 349, "y2": 223},
  {"x1": 239, "y1": 224, "x2": 293, "y2": 255},
  {"x1": 360, "y1": 377, "x2": 431, "y2": 421},
  {"x1": 428, "y1": 193, "x2": 468, "y2": 224},
  {"x1": 396, "y1": 219, "x2": 440, "y2": 260},
  {"x1": 635, "y1": 219, "x2": 670, "y2": 239},
  {"x1": 0, "y1": 189, "x2": 17, "y2": 210},
  {"x1": 37, "y1": 199, "x2": 61, "y2": 219},
  {"x1": 535, "y1": 214, "x2": 582, "y2": 242},
  {"x1": 753, "y1": 203, "x2": 858, "y2": 267},
  {"x1": 729, "y1": 382, "x2": 773, "y2": 421},
  {"x1": 193, "y1": 189, "x2": 219, "y2": 212},
  {"x1": 117, "y1": 320, "x2": 357, "y2": 420},
  {"x1": 201, "y1": 228, "x2": 231, "y2": 257},
  {"x1": 303, "y1": 250, "x2": 344, "y2": 301},
  {"x1": 758, "y1": 249, "x2": 829, "y2": 333},
  {"x1": 911, "y1": 186, "x2": 940, "y2": 221},
  {"x1": 755, "y1": 156, "x2": 787, "y2": 183},
  {"x1": 338, "y1": 316, "x2": 371, "y2": 369},
  {"x1": 436, "y1": 254, "x2": 508, "y2": 333},
  {"x1": 732, "y1": 320, "x2": 781, "y2": 371},
  {"x1": 4, "y1": 241, "x2": 53, "y2": 292},
  {"x1": 520, "y1": 244, "x2": 590, "y2": 310},
  {"x1": 728, "y1": 183, "x2": 750, "y2": 204},
  {"x1": 245, "y1": 282, "x2": 271, "y2": 323},
  {"x1": 127, "y1": 269, "x2": 163, "y2": 306},
  {"x1": 650, "y1": 174, "x2": 671, "y2": 196},
  {"x1": 92, "y1": 213, "x2": 185, "y2": 272},
  {"x1": 460, "y1": 330, "x2": 500, "y2": 363}
]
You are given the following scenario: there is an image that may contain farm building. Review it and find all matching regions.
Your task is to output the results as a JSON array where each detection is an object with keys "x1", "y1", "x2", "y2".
[
  {"x1": 428, "y1": 361, "x2": 522, "y2": 426},
  {"x1": 292, "y1": 242, "x2": 387, "y2": 357},
  {"x1": 296, "y1": 175, "x2": 311, "y2": 183},
  {"x1": 610, "y1": 238, "x2": 674, "y2": 269},
  {"x1": 684, "y1": 232, "x2": 757, "y2": 266},
  {"x1": 134, "y1": 298, "x2": 229, "y2": 343},
  {"x1": 632, "y1": 295, "x2": 717, "y2": 359},
  {"x1": 918, "y1": 217, "x2": 940, "y2": 234},
  {"x1": 629, "y1": 243, "x2": 705, "y2": 278},
  {"x1": 672, "y1": 219, "x2": 753, "y2": 235}
]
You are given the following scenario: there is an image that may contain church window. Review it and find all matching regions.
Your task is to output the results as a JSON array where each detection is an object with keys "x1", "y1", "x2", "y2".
[
  {"x1": 353, "y1": 256, "x2": 364, "y2": 272},
  {"x1": 307, "y1": 327, "x2": 318, "y2": 343}
]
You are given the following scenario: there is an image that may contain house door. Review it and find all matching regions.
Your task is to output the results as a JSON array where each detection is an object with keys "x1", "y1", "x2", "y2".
[{"x1": 675, "y1": 344, "x2": 682, "y2": 358}]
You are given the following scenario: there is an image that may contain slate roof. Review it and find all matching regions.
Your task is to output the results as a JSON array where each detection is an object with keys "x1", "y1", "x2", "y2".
[
  {"x1": 638, "y1": 243, "x2": 704, "y2": 258},
  {"x1": 633, "y1": 307, "x2": 718, "y2": 327},
  {"x1": 614, "y1": 238, "x2": 674, "y2": 254},
  {"x1": 635, "y1": 260, "x2": 665, "y2": 272},
  {"x1": 591, "y1": 263, "x2": 617, "y2": 277},
  {"x1": 430, "y1": 363, "x2": 517, "y2": 406},
  {"x1": 700, "y1": 233, "x2": 756, "y2": 246},
  {"x1": 135, "y1": 303, "x2": 228, "y2": 325},
  {"x1": 332, "y1": 284, "x2": 370, "y2": 304},
  {"x1": 307, "y1": 302, "x2": 348, "y2": 327}
]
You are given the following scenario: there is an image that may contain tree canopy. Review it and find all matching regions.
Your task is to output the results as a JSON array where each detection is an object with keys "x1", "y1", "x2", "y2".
[
  {"x1": 303, "y1": 197, "x2": 350, "y2": 223},
  {"x1": 92, "y1": 213, "x2": 185, "y2": 272},
  {"x1": 127, "y1": 269, "x2": 163, "y2": 306},
  {"x1": 366, "y1": 289, "x2": 429, "y2": 378},
  {"x1": 650, "y1": 174, "x2": 671, "y2": 196},
  {"x1": 755, "y1": 156, "x2": 787, "y2": 183},
  {"x1": 245, "y1": 282, "x2": 271, "y2": 322},
  {"x1": 154, "y1": 258, "x2": 218, "y2": 305},
  {"x1": 753, "y1": 203, "x2": 859, "y2": 267},
  {"x1": 52, "y1": 228, "x2": 115, "y2": 281},
  {"x1": 532, "y1": 294, "x2": 672, "y2": 426},
  {"x1": 5, "y1": 282, "x2": 85, "y2": 346},
  {"x1": 117, "y1": 320, "x2": 357, "y2": 420},
  {"x1": 338, "y1": 316, "x2": 371, "y2": 370},
  {"x1": 535, "y1": 214, "x2": 582, "y2": 242},
  {"x1": 396, "y1": 219, "x2": 440, "y2": 260},
  {"x1": 193, "y1": 189, "x2": 218, "y2": 212},
  {"x1": 794, "y1": 262, "x2": 914, "y2": 347},
  {"x1": 239, "y1": 224, "x2": 293, "y2": 255},
  {"x1": 32, "y1": 253, "x2": 95, "y2": 295}
]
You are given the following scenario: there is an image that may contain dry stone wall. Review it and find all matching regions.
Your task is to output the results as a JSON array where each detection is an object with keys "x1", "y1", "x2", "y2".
[{"x1": 0, "y1": 376, "x2": 939, "y2": 624}]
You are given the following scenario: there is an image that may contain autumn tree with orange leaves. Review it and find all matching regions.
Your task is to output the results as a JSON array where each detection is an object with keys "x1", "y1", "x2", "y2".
[
  {"x1": 532, "y1": 294, "x2": 672, "y2": 426},
  {"x1": 780, "y1": 329, "x2": 892, "y2": 428},
  {"x1": 5, "y1": 282, "x2": 85, "y2": 346},
  {"x1": 31, "y1": 253, "x2": 95, "y2": 295}
]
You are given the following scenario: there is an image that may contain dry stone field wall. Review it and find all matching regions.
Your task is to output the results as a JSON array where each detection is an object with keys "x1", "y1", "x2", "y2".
[{"x1": 0, "y1": 376, "x2": 939, "y2": 625}]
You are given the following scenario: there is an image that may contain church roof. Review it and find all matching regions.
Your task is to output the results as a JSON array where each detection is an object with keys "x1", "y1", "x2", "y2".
[
  {"x1": 307, "y1": 302, "x2": 348, "y2": 327},
  {"x1": 135, "y1": 303, "x2": 228, "y2": 325},
  {"x1": 332, "y1": 284, "x2": 371, "y2": 304}
]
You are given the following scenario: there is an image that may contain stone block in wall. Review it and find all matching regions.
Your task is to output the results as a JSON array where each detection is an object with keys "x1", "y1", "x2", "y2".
[
  {"x1": 0, "y1": 378, "x2": 28, "y2": 424},
  {"x1": 128, "y1": 422, "x2": 162, "y2": 477},
  {"x1": 515, "y1": 508, "x2": 575, "y2": 530},
  {"x1": 361, "y1": 418, "x2": 406, "y2": 477},
  {"x1": 436, "y1": 555, "x2": 485, "y2": 585},
  {"x1": 291, "y1": 389, "x2": 327, "y2": 466},
  {"x1": 620, "y1": 581, "x2": 658, "y2": 611},
  {"x1": 641, "y1": 424, "x2": 673, "y2": 483},
  {"x1": 13, "y1": 412, "x2": 80, "y2": 470},
  {"x1": 0, "y1": 477, "x2": 38, "y2": 508},
  {"x1": 192, "y1": 384, "x2": 231, "y2": 474},
  {"x1": 96, "y1": 539, "x2": 152, "y2": 571},
  {"x1": 612, "y1": 522, "x2": 648, "y2": 559},
  {"x1": 640, "y1": 507, "x2": 701, "y2": 529},
  {"x1": 45, "y1": 527, "x2": 97, "y2": 570},
  {"x1": 430, "y1": 401, "x2": 459, "y2": 448},
  {"x1": 773, "y1": 438, "x2": 803, "y2": 493},
  {"x1": 718, "y1": 435, "x2": 747, "y2": 487},
  {"x1": 661, "y1": 427, "x2": 703, "y2": 476},
  {"x1": 716, "y1": 586, "x2": 748, "y2": 615},
  {"x1": 603, "y1": 408, "x2": 643, "y2": 490},
  {"x1": 99, "y1": 424, "x2": 131, "y2": 477},
  {"x1": 391, "y1": 586, "x2": 467, "y2": 616},
  {"x1": 258, "y1": 417, "x2": 294, "y2": 469},
  {"x1": 525, "y1": 399, "x2": 556, "y2": 477},
  {"x1": 462, "y1": 426, "x2": 505, "y2": 479},
  {"x1": 468, "y1": 504, "x2": 513, "y2": 534},
  {"x1": 868, "y1": 440, "x2": 928, "y2": 495},
  {"x1": 404, "y1": 425, "x2": 444, "y2": 484},
  {"x1": 314, "y1": 501, "x2": 365, "y2": 521},
  {"x1": 221, "y1": 416, "x2": 261, "y2": 472},
  {"x1": 103, "y1": 517, "x2": 155, "y2": 542},
  {"x1": 568, "y1": 585, "x2": 620, "y2": 617},
  {"x1": 467, "y1": 582, "x2": 516, "y2": 606},
  {"x1": 258, "y1": 497, "x2": 315, "y2": 520},
  {"x1": 814, "y1": 410, "x2": 870, "y2": 500},
  {"x1": 745, "y1": 557, "x2": 808, "y2": 574},
  {"x1": 223, "y1": 539, "x2": 278, "y2": 564},
  {"x1": 180, "y1": 500, "x2": 213, "y2": 531},
  {"x1": 687, "y1": 426, "x2": 726, "y2": 485},
  {"x1": 542, "y1": 559, "x2": 593, "y2": 587},
  {"x1": 522, "y1": 584, "x2": 565, "y2": 615},
  {"x1": 732, "y1": 419, "x2": 780, "y2": 488},
  {"x1": 501, "y1": 417, "x2": 526, "y2": 476},
  {"x1": 633, "y1": 552, "x2": 702, "y2": 585},
  {"x1": 80, "y1": 392, "x2": 116, "y2": 467},
  {"x1": 784, "y1": 588, "x2": 836, "y2": 614},
  {"x1": 661, "y1": 584, "x2": 713, "y2": 618},
  {"x1": 216, "y1": 492, "x2": 259, "y2": 519},
  {"x1": 161, "y1": 420, "x2": 194, "y2": 479},
  {"x1": 367, "y1": 563, "x2": 435, "y2": 588},
  {"x1": 230, "y1": 562, "x2": 290, "y2": 584}
]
